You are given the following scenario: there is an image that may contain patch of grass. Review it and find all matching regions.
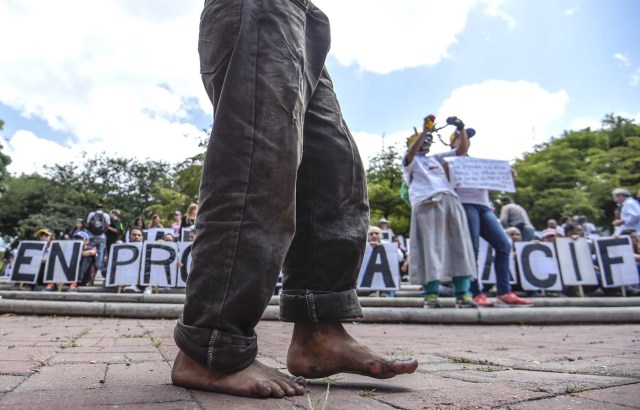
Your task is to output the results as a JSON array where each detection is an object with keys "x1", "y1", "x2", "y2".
[
  {"x1": 318, "y1": 376, "x2": 342, "y2": 384},
  {"x1": 565, "y1": 384, "x2": 588, "y2": 394},
  {"x1": 359, "y1": 389, "x2": 376, "y2": 398},
  {"x1": 476, "y1": 366, "x2": 499, "y2": 372},
  {"x1": 120, "y1": 330, "x2": 152, "y2": 338},
  {"x1": 60, "y1": 328, "x2": 89, "y2": 349},
  {"x1": 449, "y1": 356, "x2": 473, "y2": 364},
  {"x1": 149, "y1": 336, "x2": 162, "y2": 348}
]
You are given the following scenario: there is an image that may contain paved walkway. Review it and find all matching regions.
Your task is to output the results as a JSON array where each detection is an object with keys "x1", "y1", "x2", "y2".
[{"x1": 0, "y1": 315, "x2": 639, "y2": 409}]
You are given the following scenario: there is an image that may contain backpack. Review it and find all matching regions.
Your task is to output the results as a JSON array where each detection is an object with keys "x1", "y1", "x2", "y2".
[{"x1": 88, "y1": 212, "x2": 107, "y2": 235}]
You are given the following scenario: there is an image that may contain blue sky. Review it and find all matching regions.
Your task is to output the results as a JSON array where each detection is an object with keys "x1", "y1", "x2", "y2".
[{"x1": 1, "y1": 0, "x2": 639, "y2": 175}]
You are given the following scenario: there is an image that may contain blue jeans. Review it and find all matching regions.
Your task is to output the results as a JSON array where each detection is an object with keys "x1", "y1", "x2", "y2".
[
  {"x1": 90, "y1": 236, "x2": 106, "y2": 271},
  {"x1": 174, "y1": 0, "x2": 368, "y2": 374},
  {"x1": 463, "y1": 204, "x2": 512, "y2": 296}
]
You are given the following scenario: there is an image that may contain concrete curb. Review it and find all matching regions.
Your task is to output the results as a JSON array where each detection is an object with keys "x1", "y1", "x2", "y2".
[
  {"x1": 2, "y1": 299, "x2": 640, "y2": 324},
  {"x1": 2, "y1": 290, "x2": 640, "y2": 307}
]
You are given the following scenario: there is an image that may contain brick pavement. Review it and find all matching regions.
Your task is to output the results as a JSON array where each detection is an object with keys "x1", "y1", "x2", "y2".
[{"x1": 0, "y1": 315, "x2": 639, "y2": 409}]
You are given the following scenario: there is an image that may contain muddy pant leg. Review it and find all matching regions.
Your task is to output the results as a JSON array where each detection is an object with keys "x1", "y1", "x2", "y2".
[
  {"x1": 280, "y1": 67, "x2": 369, "y2": 322},
  {"x1": 174, "y1": 0, "x2": 331, "y2": 373}
]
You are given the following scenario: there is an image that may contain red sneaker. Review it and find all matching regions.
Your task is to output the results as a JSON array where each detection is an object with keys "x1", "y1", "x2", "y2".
[
  {"x1": 473, "y1": 293, "x2": 494, "y2": 307},
  {"x1": 496, "y1": 292, "x2": 534, "y2": 307},
  {"x1": 68, "y1": 282, "x2": 78, "y2": 292}
]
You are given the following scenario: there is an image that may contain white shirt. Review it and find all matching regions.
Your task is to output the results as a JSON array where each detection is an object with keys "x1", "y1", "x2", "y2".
[
  {"x1": 456, "y1": 187, "x2": 491, "y2": 207},
  {"x1": 620, "y1": 197, "x2": 640, "y2": 232},
  {"x1": 403, "y1": 150, "x2": 456, "y2": 207}
]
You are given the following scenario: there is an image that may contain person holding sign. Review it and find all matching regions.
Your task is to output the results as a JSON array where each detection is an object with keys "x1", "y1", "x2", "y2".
[
  {"x1": 449, "y1": 131, "x2": 533, "y2": 308},
  {"x1": 172, "y1": 1, "x2": 418, "y2": 400},
  {"x1": 403, "y1": 115, "x2": 477, "y2": 308}
]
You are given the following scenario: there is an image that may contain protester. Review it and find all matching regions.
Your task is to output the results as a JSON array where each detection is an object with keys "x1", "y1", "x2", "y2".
[
  {"x1": 106, "y1": 209, "x2": 123, "y2": 255},
  {"x1": 376, "y1": 217, "x2": 394, "y2": 242},
  {"x1": 35, "y1": 228, "x2": 54, "y2": 291},
  {"x1": 546, "y1": 219, "x2": 564, "y2": 237},
  {"x1": 172, "y1": 2, "x2": 417, "y2": 399},
  {"x1": 450, "y1": 130, "x2": 532, "y2": 307},
  {"x1": 181, "y1": 204, "x2": 197, "y2": 230},
  {"x1": 149, "y1": 214, "x2": 164, "y2": 228},
  {"x1": 71, "y1": 218, "x2": 87, "y2": 238},
  {"x1": 541, "y1": 228, "x2": 558, "y2": 243},
  {"x1": 402, "y1": 115, "x2": 477, "y2": 308},
  {"x1": 68, "y1": 231, "x2": 97, "y2": 291},
  {"x1": 133, "y1": 217, "x2": 146, "y2": 230},
  {"x1": 171, "y1": 211, "x2": 182, "y2": 235},
  {"x1": 499, "y1": 197, "x2": 535, "y2": 241},
  {"x1": 612, "y1": 188, "x2": 640, "y2": 233},
  {"x1": 123, "y1": 227, "x2": 144, "y2": 294},
  {"x1": 86, "y1": 203, "x2": 111, "y2": 274},
  {"x1": 367, "y1": 226, "x2": 403, "y2": 297}
]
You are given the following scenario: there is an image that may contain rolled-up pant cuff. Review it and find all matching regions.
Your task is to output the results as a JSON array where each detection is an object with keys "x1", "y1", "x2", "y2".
[
  {"x1": 174, "y1": 315, "x2": 257, "y2": 374},
  {"x1": 279, "y1": 289, "x2": 363, "y2": 322}
]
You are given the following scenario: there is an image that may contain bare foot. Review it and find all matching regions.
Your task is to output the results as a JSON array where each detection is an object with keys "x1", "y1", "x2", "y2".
[
  {"x1": 172, "y1": 350, "x2": 306, "y2": 398},
  {"x1": 287, "y1": 322, "x2": 418, "y2": 379}
]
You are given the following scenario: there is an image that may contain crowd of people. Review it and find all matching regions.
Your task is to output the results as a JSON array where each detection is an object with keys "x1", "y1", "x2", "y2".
[
  {"x1": 383, "y1": 115, "x2": 640, "y2": 307},
  {"x1": 2, "y1": 202, "x2": 200, "y2": 293}
]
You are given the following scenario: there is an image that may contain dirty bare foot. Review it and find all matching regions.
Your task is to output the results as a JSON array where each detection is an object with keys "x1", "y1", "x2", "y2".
[
  {"x1": 287, "y1": 322, "x2": 418, "y2": 379},
  {"x1": 172, "y1": 350, "x2": 306, "y2": 398}
]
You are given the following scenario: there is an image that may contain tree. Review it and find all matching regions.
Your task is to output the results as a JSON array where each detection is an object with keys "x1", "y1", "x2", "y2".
[
  {"x1": 508, "y1": 115, "x2": 640, "y2": 231},
  {"x1": 0, "y1": 119, "x2": 12, "y2": 195},
  {"x1": 366, "y1": 146, "x2": 411, "y2": 236}
]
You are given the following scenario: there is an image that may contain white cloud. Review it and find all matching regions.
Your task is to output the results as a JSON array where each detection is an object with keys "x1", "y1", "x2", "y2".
[
  {"x1": 563, "y1": 7, "x2": 581, "y2": 16},
  {"x1": 0, "y1": 1, "x2": 206, "y2": 175},
  {"x1": 569, "y1": 117, "x2": 602, "y2": 131},
  {"x1": 481, "y1": 0, "x2": 516, "y2": 28},
  {"x1": 314, "y1": 0, "x2": 514, "y2": 74},
  {"x1": 614, "y1": 53, "x2": 632, "y2": 67},
  {"x1": 631, "y1": 68, "x2": 640, "y2": 86},
  {"x1": 0, "y1": 0, "x2": 516, "y2": 175},
  {"x1": 353, "y1": 80, "x2": 569, "y2": 165}
]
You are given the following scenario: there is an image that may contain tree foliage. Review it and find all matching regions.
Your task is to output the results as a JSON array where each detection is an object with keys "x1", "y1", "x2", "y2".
[
  {"x1": 0, "y1": 119, "x2": 12, "y2": 195},
  {"x1": 509, "y1": 114, "x2": 640, "y2": 231},
  {"x1": 366, "y1": 146, "x2": 411, "y2": 236}
]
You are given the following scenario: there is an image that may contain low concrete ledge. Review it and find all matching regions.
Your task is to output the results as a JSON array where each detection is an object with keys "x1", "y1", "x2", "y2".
[
  {"x1": 2, "y1": 290, "x2": 639, "y2": 308},
  {"x1": 2, "y1": 299, "x2": 640, "y2": 324}
]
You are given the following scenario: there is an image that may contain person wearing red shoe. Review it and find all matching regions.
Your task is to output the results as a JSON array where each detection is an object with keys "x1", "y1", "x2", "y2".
[
  {"x1": 496, "y1": 292, "x2": 534, "y2": 307},
  {"x1": 449, "y1": 130, "x2": 533, "y2": 308}
]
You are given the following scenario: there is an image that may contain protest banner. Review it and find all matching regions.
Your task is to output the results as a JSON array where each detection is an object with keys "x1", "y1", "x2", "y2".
[
  {"x1": 477, "y1": 238, "x2": 517, "y2": 288},
  {"x1": 555, "y1": 237, "x2": 599, "y2": 286},
  {"x1": 445, "y1": 157, "x2": 516, "y2": 192},
  {"x1": 10, "y1": 241, "x2": 47, "y2": 284},
  {"x1": 145, "y1": 228, "x2": 175, "y2": 242},
  {"x1": 105, "y1": 242, "x2": 142, "y2": 287},
  {"x1": 515, "y1": 242, "x2": 563, "y2": 291},
  {"x1": 43, "y1": 240, "x2": 82, "y2": 284},
  {"x1": 140, "y1": 241, "x2": 178, "y2": 287},
  {"x1": 595, "y1": 236, "x2": 638, "y2": 288},
  {"x1": 180, "y1": 227, "x2": 194, "y2": 242},
  {"x1": 357, "y1": 243, "x2": 400, "y2": 291},
  {"x1": 176, "y1": 242, "x2": 193, "y2": 288}
]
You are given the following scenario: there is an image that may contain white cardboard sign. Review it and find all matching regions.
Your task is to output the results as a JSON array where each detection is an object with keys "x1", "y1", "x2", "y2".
[
  {"x1": 10, "y1": 241, "x2": 47, "y2": 284},
  {"x1": 140, "y1": 241, "x2": 179, "y2": 287},
  {"x1": 357, "y1": 243, "x2": 400, "y2": 291},
  {"x1": 595, "y1": 236, "x2": 638, "y2": 288},
  {"x1": 515, "y1": 242, "x2": 563, "y2": 291},
  {"x1": 43, "y1": 240, "x2": 83, "y2": 284},
  {"x1": 445, "y1": 157, "x2": 516, "y2": 192},
  {"x1": 105, "y1": 242, "x2": 143, "y2": 287},
  {"x1": 555, "y1": 238, "x2": 599, "y2": 286}
]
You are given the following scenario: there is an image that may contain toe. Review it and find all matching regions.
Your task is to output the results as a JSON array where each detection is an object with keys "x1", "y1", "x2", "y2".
[{"x1": 253, "y1": 382, "x2": 272, "y2": 397}]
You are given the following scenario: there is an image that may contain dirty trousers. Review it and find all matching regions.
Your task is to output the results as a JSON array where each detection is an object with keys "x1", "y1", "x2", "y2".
[{"x1": 174, "y1": 0, "x2": 369, "y2": 373}]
